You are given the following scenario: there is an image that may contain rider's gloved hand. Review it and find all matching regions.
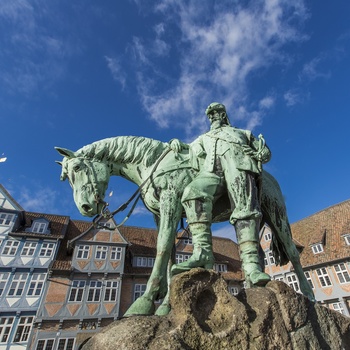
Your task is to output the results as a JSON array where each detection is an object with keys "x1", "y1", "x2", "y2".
[{"x1": 168, "y1": 139, "x2": 189, "y2": 153}]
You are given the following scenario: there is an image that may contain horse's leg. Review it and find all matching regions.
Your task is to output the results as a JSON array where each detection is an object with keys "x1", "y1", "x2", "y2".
[
  {"x1": 278, "y1": 221, "x2": 315, "y2": 301},
  {"x1": 124, "y1": 191, "x2": 182, "y2": 316},
  {"x1": 267, "y1": 214, "x2": 315, "y2": 301},
  {"x1": 155, "y1": 254, "x2": 173, "y2": 316}
]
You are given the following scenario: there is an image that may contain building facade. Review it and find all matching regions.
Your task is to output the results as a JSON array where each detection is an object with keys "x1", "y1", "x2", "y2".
[
  {"x1": 261, "y1": 199, "x2": 350, "y2": 317},
  {"x1": 0, "y1": 204, "x2": 69, "y2": 350}
]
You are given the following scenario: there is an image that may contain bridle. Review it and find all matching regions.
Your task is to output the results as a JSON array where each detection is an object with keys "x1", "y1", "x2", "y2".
[{"x1": 86, "y1": 148, "x2": 173, "y2": 230}]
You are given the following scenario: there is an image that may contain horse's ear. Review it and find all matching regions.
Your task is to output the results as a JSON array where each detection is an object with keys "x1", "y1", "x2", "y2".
[
  {"x1": 55, "y1": 147, "x2": 75, "y2": 158},
  {"x1": 55, "y1": 161, "x2": 62, "y2": 166}
]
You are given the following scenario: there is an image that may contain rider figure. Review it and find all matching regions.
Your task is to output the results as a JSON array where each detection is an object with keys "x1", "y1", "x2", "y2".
[{"x1": 170, "y1": 102, "x2": 271, "y2": 287}]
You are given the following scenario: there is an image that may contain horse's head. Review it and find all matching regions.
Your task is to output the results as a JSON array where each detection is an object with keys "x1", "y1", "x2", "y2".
[{"x1": 55, "y1": 147, "x2": 111, "y2": 217}]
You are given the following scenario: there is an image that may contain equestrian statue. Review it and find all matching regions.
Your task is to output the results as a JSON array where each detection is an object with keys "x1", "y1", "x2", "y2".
[{"x1": 55, "y1": 102, "x2": 314, "y2": 317}]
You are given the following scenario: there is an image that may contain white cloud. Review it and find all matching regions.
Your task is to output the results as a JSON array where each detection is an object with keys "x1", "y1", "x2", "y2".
[
  {"x1": 131, "y1": 0, "x2": 309, "y2": 136},
  {"x1": 0, "y1": 0, "x2": 81, "y2": 96},
  {"x1": 299, "y1": 55, "x2": 331, "y2": 81},
  {"x1": 283, "y1": 89, "x2": 309, "y2": 107},
  {"x1": 105, "y1": 56, "x2": 126, "y2": 89},
  {"x1": 259, "y1": 96, "x2": 275, "y2": 109},
  {"x1": 18, "y1": 186, "x2": 58, "y2": 213}
]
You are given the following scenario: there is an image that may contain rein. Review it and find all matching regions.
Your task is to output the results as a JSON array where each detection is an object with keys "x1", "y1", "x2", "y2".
[{"x1": 92, "y1": 147, "x2": 172, "y2": 230}]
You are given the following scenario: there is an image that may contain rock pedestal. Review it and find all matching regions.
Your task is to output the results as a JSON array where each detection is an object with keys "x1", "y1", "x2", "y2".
[{"x1": 82, "y1": 269, "x2": 350, "y2": 350}]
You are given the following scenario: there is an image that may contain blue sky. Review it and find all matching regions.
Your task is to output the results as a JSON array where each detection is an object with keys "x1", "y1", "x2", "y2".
[{"x1": 1, "y1": 0, "x2": 350, "y2": 240}]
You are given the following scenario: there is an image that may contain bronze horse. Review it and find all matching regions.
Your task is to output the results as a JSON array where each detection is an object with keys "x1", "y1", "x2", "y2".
[{"x1": 56, "y1": 136, "x2": 314, "y2": 316}]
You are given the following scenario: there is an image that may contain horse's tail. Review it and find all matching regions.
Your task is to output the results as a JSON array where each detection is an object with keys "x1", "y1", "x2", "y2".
[{"x1": 261, "y1": 171, "x2": 292, "y2": 266}]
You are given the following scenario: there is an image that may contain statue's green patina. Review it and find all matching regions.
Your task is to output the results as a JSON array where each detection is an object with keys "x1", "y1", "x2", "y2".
[
  {"x1": 170, "y1": 102, "x2": 271, "y2": 287},
  {"x1": 56, "y1": 106, "x2": 314, "y2": 316}
]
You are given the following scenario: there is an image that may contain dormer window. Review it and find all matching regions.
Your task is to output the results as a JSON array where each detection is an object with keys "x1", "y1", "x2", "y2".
[
  {"x1": 33, "y1": 222, "x2": 46, "y2": 233},
  {"x1": 26, "y1": 218, "x2": 50, "y2": 234},
  {"x1": 311, "y1": 243, "x2": 323, "y2": 254}
]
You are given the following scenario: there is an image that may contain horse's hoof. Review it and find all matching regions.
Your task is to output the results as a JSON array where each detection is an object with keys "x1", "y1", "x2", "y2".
[
  {"x1": 123, "y1": 296, "x2": 155, "y2": 317},
  {"x1": 155, "y1": 303, "x2": 171, "y2": 316}
]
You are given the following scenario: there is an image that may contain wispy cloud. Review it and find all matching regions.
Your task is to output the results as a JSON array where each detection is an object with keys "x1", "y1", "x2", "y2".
[
  {"x1": 283, "y1": 89, "x2": 309, "y2": 106},
  {"x1": 105, "y1": 56, "x2": 127, "y2": 89},
  {"x1": 17, "y1": 186, "x2": 58, "y2": 213},
  {"x1": 0, "y1": 0, "x2": 82, "y2": 97},
  {"x1": 128, "y1": 0, "x2": 308, "y2": 137},
  {"x1": 299, "y1": 55, "x2": 331, "y2": 82}
]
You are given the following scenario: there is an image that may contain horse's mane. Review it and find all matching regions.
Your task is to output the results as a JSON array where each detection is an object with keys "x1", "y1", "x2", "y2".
[{"x1": 75, "y1": 136, "x2": 167, "y2": 167}]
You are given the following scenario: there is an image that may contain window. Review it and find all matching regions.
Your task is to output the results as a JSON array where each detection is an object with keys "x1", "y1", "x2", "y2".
[
  {"x1": 311, "y1": 244, "x2": 324, "y2": 254},
  {"x1": 274, "y1": 275, "x2": 284, "y2": 282},
  {"x1": 228, "y1": 286, "x2": 239, "y2": 296},
  {"x1": 136, "y1": 257, "x2": 155, "y2": 267},
  {"x1": 134, "y1": 284, "x2": 146, "y2": 301},
  {"x1": 214, "y1": 264, "x2": 228, "y2": 273},
  {"x1": 111, "y1": 247, "x2": 122, "y2": 260},
  {"x1": 0, "y1": 317, "x2": 14, "y2": 343},
  {"x1": 2, "y1": 240, "x2": 20, "y2": 256},
  {"x1": 8, "y1": 273, "x2": 28, "y2": 296},
  {"x1": 264, "y1": 232, "x2": 272, "y2": 241},
  {"x1": 39, "y1": 243, "x2": 54, "y2": 257},
  {"x1": 104, "y1": 281, "x2": 119, "y2": 302},
  {"x1": 334, "y1": 263, "x2": 350, "y2": 284},
  {"x1": 264, "y1": 251, "x2": 275, "y2": 266},
  {"x1": 175, "y1": 254, "x2": 190, "y2": 264},
  {"x1": 304, "y1": 271, "x2": 314, "y2": 289},
  {"x1": 32, "y1": 222, "x2": 47, "y2": 233},
  {"x1": 14, "y1": 316, "x2": 33, "y2": 342},
  {"x1": 57, "y1": 338, "x2": 75, "y2": 350},
  {"x1": 27, "y1": 273, "x2": 46, "y2": 296},
  {"x1": 77, "y1": 245, "x2": 90, "y2": 259},
  {"x1": 332, "y1": 302, "x2": 345, "y2": 315},
  {"x1": 0, "y1": 213, "x2": 15, "y2": 226},
  {"x1": 95, "y1": 246, "x2": 108, "y2": 260},
  {"x1": 316, "y1": 267, "x2": 332, "y2": 287},
  {"x1": 21, "y1": 241, "x2": 38, "y2": 256},
  {"x1": 183, "y1": 237, "x2": 193, "y2": 245},
  {"x1": 136, "y1": 257, "x2": 147, "y2": 267},
  {"x1": 147, "y1": 258, "x2": 155, "y2": 267},
  {"x1": 87, "y1": 281, "x2": 102, "y2": 302},
  {"x1": 0, "y1": 273, "x2": 9, "y2": 296},
  {"x1": 69, "y1": 280, "x2": 86, "y2": 302},
  {"x1": 36, "y1": 339, "x2": 54, "y2": 350},
  {"x1": 286, "y1": 273, "x2": 300, "y2": 292},
  {"x1": 344, "y1": 235, "x2": 350, "y2": 245}
]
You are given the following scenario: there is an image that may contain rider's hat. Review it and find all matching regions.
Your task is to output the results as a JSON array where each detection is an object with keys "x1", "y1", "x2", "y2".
[{"x1": 205, "y1": 102, "x2": 226, "y2": 116}]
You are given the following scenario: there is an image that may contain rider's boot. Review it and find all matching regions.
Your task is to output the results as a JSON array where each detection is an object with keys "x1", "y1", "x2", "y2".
[
  {"x1": 235, "y1": 219, "x2": 271, "y2": 287},
  {"x1": 171, "y1": 200, "x2": 214, "y2": 276}
]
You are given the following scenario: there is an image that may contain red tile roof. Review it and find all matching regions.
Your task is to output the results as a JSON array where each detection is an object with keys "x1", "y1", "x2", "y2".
[
  {"x1": 291, "y1": 199, "x2": 350, "y2": 267},
  {"x1": 51, "y1": 219, "x2": 92, "y2": 271},
  {"x1": 12, "y1": 211, "x2": 69, "y2": 239}
]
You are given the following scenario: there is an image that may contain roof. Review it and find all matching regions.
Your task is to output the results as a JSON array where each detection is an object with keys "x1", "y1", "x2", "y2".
[
  {"x1": 11, "y1": 211, "x2": 69, "y2": 239},
  {"x1": 51, "y1": 219, "x2": 92, "y2": 271},
  {"x1": 291, "y1": 199, "x2": 350, "y2": 267}
]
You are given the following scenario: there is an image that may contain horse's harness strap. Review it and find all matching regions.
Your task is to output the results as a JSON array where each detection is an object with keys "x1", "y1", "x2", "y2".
[{"x1": 93, "y1": 148, "x2": 172, "y2": 229}]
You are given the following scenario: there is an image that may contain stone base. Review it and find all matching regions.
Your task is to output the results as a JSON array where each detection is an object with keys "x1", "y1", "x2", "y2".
[{"x1": 81, "y1": 268, "x2": 350, "y2": 350}]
